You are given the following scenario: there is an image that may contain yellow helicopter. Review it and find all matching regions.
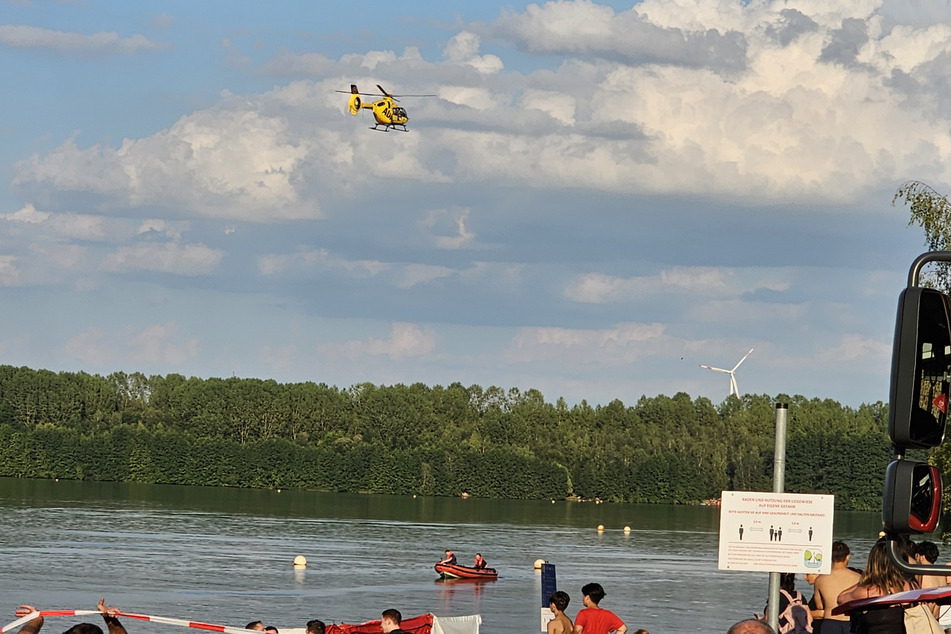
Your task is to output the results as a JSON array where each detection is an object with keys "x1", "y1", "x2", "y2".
[{"x1": 337, "y1": 84, "x2": 433, "y2": 132}]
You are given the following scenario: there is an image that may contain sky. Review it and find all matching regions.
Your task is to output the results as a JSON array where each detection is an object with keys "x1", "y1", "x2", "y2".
[{"x1": 3, "y1": 0, "x2": 951, "y2": 408}]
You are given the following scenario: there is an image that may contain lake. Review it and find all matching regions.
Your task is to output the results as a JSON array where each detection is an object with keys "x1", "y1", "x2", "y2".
[{"x1": 0, "y1": 478, "x2": 891, "y2": 633}]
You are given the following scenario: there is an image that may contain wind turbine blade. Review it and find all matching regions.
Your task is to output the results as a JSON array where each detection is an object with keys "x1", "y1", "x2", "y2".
[
  {"x1": 732, "y1": 347, "x2": 755, "y2": 371},
  {"x1": 730, "y1": 374, "x2": 739, "y2": 396},
  {"x1": 699, "y1": 364, "x2": 730, "y2": 373}
]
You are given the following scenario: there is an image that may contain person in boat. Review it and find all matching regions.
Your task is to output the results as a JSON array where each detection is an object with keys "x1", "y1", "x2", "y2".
[
  {"x1": 245, "y1": 623, "x2": 265, "y2": 632},
  {"x1": 473, "y1": 553, "x2": 488, "y2": 570},
  {"x1": 548, "y1": 591, "x2": 573, "y2": 634},
  {"x1": 380, "y1": 609, "x2": 409, "y2": 634},
  {"x1": 573, "y1": 583, "x2": 627, "y2": 634},
  {"x1": 439, "y1": 549, "x2": 457, "y2": 565},
  {"x1": 265, "y1": 628, "x2": 278, "y2": 634},
  {"x1": 16, "y1": 598, "x2": 128, "y2": 634}
]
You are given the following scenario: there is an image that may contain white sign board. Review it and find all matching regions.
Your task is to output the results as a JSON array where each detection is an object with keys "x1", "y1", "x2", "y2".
[
  {"x1": 718, "y1": 491, "x2": 835, "y2": 574},
  {"x1": 540, "y1": 607, "x2": 554, "y2": 632}
]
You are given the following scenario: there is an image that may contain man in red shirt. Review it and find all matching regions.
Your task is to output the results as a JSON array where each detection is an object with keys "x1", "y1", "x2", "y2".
[{"x1": 573, "y1": 583, "x2": 627, "y2": 634}]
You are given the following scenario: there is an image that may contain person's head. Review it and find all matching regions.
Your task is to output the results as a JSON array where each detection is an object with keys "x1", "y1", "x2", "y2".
[
  {"x1": 916, "y1": 540, "x2": 939, "y2": 564},
  {"x1": 381, "y1": 609, "x2": 402, "y2": 634},
  {"x1": 245, "y1": 623, "x2": 265, "y2": 632},
  {"x1": 445, "y1": 550, "x2": 452, "y2": 556},
  {"x1": 475, "y1": 553, "x2": 482, "y2": 559},
  {"x1": 726, "y1": 620, "x2": 774, "y2": 634},
  {"x1": 581, "y1": 582, "x2": 605, "y2": 606},
  {"x1": 306, "y1": 621, "x2": 325, "y2": 634},
  {"x1": 64, "y1": 625, "x2": 104, "y2": 634},
  {"x1": 633, "y1": 630, "x2": 650, "y2": 634},
  {"x1": 265, "y1": 627, "x2": 279, "y2": 634},
  {"x1": 779, "y1": 572, "x2": 796, "y2": 593},
  {"x1": 861, "y1": 539, "x2": 907, "y2": 593},
  {"x1": 804, "y1": 573, "x2": 819, "y2": 585},
  {"x1": 549, "y1": 591, "x2": 570, "y2": 613},
  {"x1": 832, "y1": 540, "x2": 851, "y2": 563}
]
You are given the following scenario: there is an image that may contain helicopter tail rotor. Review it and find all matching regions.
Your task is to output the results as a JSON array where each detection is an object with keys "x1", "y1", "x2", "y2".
[{"x1": 348, "y1": 94, "x2": 362, "y2": 115}]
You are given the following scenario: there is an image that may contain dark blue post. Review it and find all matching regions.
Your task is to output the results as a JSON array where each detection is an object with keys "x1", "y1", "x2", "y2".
[{"x1": 540, "y1": 563, "x2": 557, "y2": 607}]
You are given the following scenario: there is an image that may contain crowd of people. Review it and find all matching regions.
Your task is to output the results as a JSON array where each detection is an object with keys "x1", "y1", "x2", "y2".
[
  {"x1": 729, "y1": 536, "x2": 951, "y2": 634},
  {"x1": 544, "y1": 582, "x2": 648, "y2": 634},
  {"x1": 11, "y1": 604, "x2": 409, "y2": 634},
  {"x1": 14, "y1": 539, "x2": 951, "y2": 634}
]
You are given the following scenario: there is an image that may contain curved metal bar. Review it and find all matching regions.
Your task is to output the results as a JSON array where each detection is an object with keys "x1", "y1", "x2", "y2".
[
  {"x1": 885, "y1": 534, "x2": 950, "y2": 575},
  {"x1": 907, "y1": 251, "x2": 951, "y2": 287}
]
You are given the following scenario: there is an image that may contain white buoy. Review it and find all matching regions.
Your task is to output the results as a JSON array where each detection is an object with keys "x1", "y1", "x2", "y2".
[
  {"x1": 623, "y1": 526, "x2": 631, "y2": 533},
  {"x1": 534, "y1": 558, "x2": 546, "y2": 570},
  {"x1": 293, "y1": 555, "x2": 307, "y2": 568},
  {"x1": 597, "y1": 524, "x2": 604, "y2": 532}
]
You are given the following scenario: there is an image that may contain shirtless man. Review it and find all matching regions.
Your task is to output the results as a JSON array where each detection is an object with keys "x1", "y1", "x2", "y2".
[
  {"x1": 548, "y1": 592, "x2": 573, "y2": 634},
  {"x1": 813, "y1": 540, "x2": 861, "y2": 634}
]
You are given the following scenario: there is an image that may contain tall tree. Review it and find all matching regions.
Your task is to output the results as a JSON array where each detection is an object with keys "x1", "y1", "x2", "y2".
[{"x1": 893, "y1": 180, "x2": 951, "y2": 289}]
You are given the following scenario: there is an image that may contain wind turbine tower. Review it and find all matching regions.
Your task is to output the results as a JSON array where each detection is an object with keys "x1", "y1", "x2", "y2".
[{"x1": 699, "y1": 347, "x2": 754, "y2": 397}]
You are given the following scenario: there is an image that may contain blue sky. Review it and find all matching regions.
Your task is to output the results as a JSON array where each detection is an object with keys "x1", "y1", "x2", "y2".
[{"x1": 3, "y1": 0, "x2": 951, "y2": 408}]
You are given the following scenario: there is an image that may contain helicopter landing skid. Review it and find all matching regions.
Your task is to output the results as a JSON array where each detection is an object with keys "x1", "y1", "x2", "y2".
[{"x1": 370, "y1": 124, "x2": 409, "y2": 132}]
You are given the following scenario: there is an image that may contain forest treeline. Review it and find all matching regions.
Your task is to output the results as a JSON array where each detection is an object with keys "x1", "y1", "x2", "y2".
[{"x1": 0, "y1": 365, "x2": 899, "y2": 509}]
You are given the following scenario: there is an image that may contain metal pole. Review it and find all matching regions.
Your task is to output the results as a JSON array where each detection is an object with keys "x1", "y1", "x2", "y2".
[{"x1": 766, "y1": 403, "x2": 788, "y2": 634}]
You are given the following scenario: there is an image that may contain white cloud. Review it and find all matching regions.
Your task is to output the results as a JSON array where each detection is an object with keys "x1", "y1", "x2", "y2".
[
  {"x1": 257, "y1": 248, "x2": 389, "y2": 277},
  {"x1": 420, "y1": 207, "x2": 476, "y2": 250},
  {"x1": 504, "y1": 322, "x2": 669, "y2": 366},
  {"x1": 65, "y1": 322, "x2": 199, "y2": 367},
  {"x1": 0, "y1": 255, "x2": 22, "y2": 286},
  {"x1": 1, "y1": 203, "x2": 113, "y2": 241},
  {"x1": 128, "y1": 322, "x2": 200, "y2": 365},
  {"x1": 320, "y1": 322, "x2": 437, "y2": 360},
  {"x1": 565, "y1": 266, "x2": 756, "y2": 303},
  {"x1": 398, "y1": 264, "x2": 455, "y2": 288},
  {"x1": 100, "y1": 243, "x2": 222, "y2": 275},
  {"x1": 15, "y1": 106, "x2": 314, "y2": 221},
  {"x1": 814, "y1": 333, "x2": 891, "y2": 364},
  {"x1": 444, "y1": 31, "x2": 504, "y2": 75},
  {"x1": 0, "y1": 25, "x2": 158, "y2": 54}
]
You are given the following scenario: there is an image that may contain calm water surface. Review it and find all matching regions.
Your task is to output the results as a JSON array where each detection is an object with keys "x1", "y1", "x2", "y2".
[{"x1": 0, "y1": 479, "x2": 889, "y2": 633}]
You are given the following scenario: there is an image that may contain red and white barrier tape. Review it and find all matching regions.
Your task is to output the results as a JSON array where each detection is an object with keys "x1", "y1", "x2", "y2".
[{"x1": 2, "y1": 611, "x2": 260, "y2": 634}]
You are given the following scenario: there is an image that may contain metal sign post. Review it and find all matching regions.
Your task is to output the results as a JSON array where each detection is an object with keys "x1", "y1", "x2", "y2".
[{"x1": 766, "y1": 403, "x2": 788, "y2": 634}]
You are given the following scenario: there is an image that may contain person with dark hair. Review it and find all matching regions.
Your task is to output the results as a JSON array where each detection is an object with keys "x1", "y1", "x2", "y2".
[
  {"x1": 726, "y1": 620, "x2": 773, "y2": 634},
  {"x1": 548, "y1": 591, "x2": 573, "y2": 634},
  {"x1": 438, "y1": 550, "x2": 457, "y2": 565},
  {"x1": 264, "y1": 628, "x2": 278, "y2": 634},
  {"x1": 245, "y1": 623, "x2": 265, "y2": 632},
  {"x1": 914, "y1": 540, "x2": 949, "y2": 588},
  {"x1": 305, "y1": 621, "x2": 325, "y2": 634},
  {"x1": 381, "y1": 610, "x2": 408, "y2": 634},
  {"x1": 762, "y1": 573, "x2": 812, "y2": 633},
  {"x1": 573, "y1": 583, "x2": 627, "y2": 634},
  {"x1": 16, "y1": 599, "x2": 127, "y2": 634},
  {"x1": 473, "y1": 553, "x2": 487, "y2": 570},
  {"x1": 813, "y1": 540, "x2": 860, "y2": 634}
]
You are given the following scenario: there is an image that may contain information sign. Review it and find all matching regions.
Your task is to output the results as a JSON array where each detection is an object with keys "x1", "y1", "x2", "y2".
[{"x1": 718, "y1": 491, "x2": 835, "y2": 574}]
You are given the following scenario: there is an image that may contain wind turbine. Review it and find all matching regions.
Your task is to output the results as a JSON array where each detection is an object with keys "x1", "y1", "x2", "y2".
[{"x1": 699, "y1": 347, "x2": 754, "y2": 397}]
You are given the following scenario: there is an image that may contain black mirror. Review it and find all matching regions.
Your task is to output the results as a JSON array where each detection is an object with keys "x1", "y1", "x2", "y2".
[
  {"x1": 883, "y1": 459, "x2": 941, "y2": 533},
  {"x1": 889, "y1": 287, "x2": 951, "y2": 449}
]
